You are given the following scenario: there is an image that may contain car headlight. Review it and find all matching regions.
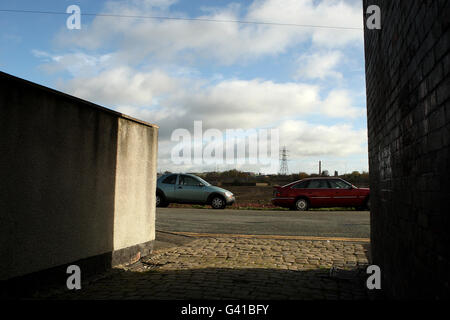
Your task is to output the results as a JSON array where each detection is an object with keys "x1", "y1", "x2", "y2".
[{"x1": 225, "y1": 191, "x2": 233, "y2": 198}]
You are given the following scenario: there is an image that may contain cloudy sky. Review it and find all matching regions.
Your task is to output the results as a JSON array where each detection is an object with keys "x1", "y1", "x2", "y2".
[{"x1": 0, "y1": 0, "x2": 368, "y2": 174}]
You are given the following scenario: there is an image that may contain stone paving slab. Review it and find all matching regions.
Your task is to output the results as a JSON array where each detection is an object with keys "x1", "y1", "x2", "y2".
[{"x1": 42, "y1": 235, "x2": 371, "y2": 300}]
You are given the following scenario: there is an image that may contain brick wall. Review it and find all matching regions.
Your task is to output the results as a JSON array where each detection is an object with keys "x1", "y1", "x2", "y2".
[{"x1": 363, "y1": 0, "x2": 449, "y2": 299}]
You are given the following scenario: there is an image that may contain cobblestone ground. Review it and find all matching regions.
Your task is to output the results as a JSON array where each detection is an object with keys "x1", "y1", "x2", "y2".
[{"x1": 44, "y1": 236, "x2": 371, "y2": 300}]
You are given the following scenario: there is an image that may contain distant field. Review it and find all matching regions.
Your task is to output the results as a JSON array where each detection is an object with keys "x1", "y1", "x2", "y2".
[
  {"x1": 168, "y1": 186, "x2": 276, "y2": 210},
  {"x1": 226, "y1": 186, "x2": 274, "y2": 204}
]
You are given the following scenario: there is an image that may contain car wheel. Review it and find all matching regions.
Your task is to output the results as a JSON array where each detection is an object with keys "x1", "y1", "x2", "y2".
[
  {"x1": 365, "y1": 197, "x2": 370, "y2": 211},
  {"x1": 295, "y1": 198, "x2": 309, "y2": 211},
  {"x1": 156, "y1": 193, "x2": 169, "y2": 207},
  {"x1": 211, "y1": 196, "x2": 226, "y2": 209}
]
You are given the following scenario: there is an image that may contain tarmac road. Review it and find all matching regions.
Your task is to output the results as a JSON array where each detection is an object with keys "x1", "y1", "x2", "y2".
[{"x1": 156, "y1": 208, "x2": 370, "y2": 239}]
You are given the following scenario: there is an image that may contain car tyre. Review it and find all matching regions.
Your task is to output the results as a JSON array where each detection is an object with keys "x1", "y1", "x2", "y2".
[
  {"x1": 156, "y1": 193, "x2": 169, "y2": 208},
  {"x1": 356, "y1": 197, "x2": 370, "y2": 211},
  {"x1": 211, "y1": 196, "x2": 226, "y2": 209},
  {"x1": 365, "y1": 197, "x2": 370, "y2": 211},
  {"x1": 294, "y1": 198, "x2": 309, "y2": 211}
]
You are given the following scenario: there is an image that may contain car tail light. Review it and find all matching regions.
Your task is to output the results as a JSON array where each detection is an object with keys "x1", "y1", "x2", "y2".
[{"x1": 273, "y1": 186, "x2": 283, "y2": 197}]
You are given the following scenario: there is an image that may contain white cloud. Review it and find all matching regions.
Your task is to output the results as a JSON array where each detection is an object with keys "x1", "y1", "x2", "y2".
[
  {"x1": 54, "y1": 0, "x2": 363, "y2": 65},
  {"x1": 60, "y1": 70, "x2": 319, "y2": 134},
  {"x1": 296, "y1": 51, "x2": 343, "y2": 80},
  {"x1": 278, "y1": 120, "x2": 367, "y2": 157},
  {"x1": 246, "y1": 0, "x2": 363, "y2": 47},
  {"x1": 319, "y1": 89, "x2": 365, "y2": 118},
  {"x1": 32, "y1": 50, "x2": 113, "y2": 76},
  {"x1": 60, "y1": 66, "x2": 177, "y2": 107},
  {"x1": 58, "y1": 66, "x2": 364, "y2": 140}
]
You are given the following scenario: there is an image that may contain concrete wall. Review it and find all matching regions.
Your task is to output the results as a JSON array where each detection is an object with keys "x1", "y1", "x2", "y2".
[
  {"x1": 363, "y1": 1, "x2": 449, "y2": 298},
  {"x1": 0, "y1": 71, "x2": 158, "y2": 281},
  {"x1": 113, "y1": 118, "x2": 158, "y2": 254}
]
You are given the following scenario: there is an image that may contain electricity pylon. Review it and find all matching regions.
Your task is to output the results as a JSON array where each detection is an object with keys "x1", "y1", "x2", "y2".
[{"x1": 279, "y1": 146, "x2": 289, "y2": 175}]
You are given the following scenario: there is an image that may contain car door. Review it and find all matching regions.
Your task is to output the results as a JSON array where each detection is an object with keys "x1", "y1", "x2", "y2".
[
  {"x1": 328, "y1": 179, "x2": 358, "y2": 206},
  {"x1": 159, "y1": 174, "x2": 178, "y2": 201},
  {"x1": 304, "y1": 179, "x2": 332, "y2": 207},
  {"x1": 174, "y1": 175, "x2": 208, "y2": 203}
]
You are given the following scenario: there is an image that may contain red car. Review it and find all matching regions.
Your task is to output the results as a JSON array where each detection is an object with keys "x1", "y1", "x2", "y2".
[{"x1": 271, "y1": 177, "x2": 370, "y2": 211}]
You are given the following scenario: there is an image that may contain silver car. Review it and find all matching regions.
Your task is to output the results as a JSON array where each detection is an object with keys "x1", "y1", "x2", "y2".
[{"x1": 156, "y1": 173, "x2": 235, "y2": 209}]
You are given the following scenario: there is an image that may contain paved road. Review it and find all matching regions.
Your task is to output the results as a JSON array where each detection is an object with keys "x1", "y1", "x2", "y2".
[{"x1": 156, "y1": 208, "x2": 370, "y2": 238}]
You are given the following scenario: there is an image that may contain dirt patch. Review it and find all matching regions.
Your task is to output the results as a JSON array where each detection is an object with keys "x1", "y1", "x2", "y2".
[{"x1": 225, "y1": 185, "x2": 274, "y2": 204}]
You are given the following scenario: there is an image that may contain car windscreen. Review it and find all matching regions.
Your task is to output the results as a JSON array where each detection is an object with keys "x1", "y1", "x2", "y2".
[{"x1": 195, "y1": 177, "x2": 211, "y2": 186}]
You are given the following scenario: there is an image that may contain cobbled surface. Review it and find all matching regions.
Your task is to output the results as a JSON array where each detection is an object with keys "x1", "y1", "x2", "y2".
[{"x1": 43, "y1": 236, "x2": 371, "y2": 300}]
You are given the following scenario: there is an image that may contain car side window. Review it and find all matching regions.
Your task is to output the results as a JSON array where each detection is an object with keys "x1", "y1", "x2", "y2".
[
  {"x1": 329, "y1": 179, "x2": 350, "y2": 189},
  {"x1": 162, "y1": 174, "x2": 177, "y2": 184},
  {"x1": 292, "y1": 181, "x2": 309, "y2": 189},
  {"x1": 180, "y1": 175, "x2": 200, "y2": 186},
  {"x1": 307, "y1": 180, "x2": 329, "y2": 189}
]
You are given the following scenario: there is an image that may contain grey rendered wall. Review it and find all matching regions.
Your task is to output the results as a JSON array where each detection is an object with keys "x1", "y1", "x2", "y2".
[
  {"x1": 113, "y1": 118, "x2": 158, "y2": 253},
  {"x1": 0, "y1": 72, "x2": 158, "y2": 281},
  {"x1": 363, "y1": 1, "x2": 449, "y2": 298}
]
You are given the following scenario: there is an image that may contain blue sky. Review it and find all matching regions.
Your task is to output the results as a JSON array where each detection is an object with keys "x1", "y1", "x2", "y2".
[{"x1": 0, "y1": 0, "x2": 368, "y2": 174}]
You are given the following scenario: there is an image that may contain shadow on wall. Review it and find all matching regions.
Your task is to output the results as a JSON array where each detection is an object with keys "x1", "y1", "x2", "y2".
[
  {"x1": 0, "y1": 72, "x2": 118, "y2": 288},
  {"x1": 363, "y1": 0, "x2": 450, "y2": 299},
  {"x1": 0, "y1": 72, "x2": 157, "y2": 297}
]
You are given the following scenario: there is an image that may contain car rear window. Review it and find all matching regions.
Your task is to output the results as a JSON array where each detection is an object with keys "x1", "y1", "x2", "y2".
[
  {"x1": 292, "y1": 181, "x2": 309, "y2": 189},
  {"x1": 328, "y1": 179, "x2": 351, "y2": 189}
]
